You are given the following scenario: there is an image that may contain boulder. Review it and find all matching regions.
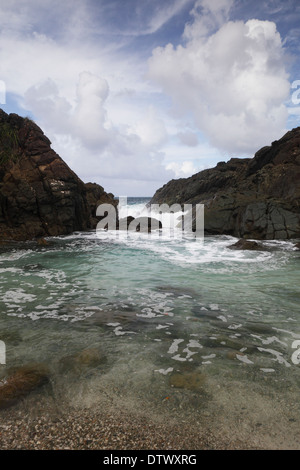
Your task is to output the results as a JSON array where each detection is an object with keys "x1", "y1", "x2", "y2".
[
  {"x1": 58, "y1": 347, "x2": 106, "y2": 374},
  {"x1": 149, "y1": 127, "x2": 300, "y2": 240},
  {"x1": 228, "y1": 239, "x2": 263, "y2": 250}
]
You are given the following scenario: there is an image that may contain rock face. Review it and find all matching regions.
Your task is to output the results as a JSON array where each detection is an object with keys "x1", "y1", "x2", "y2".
[
  {"x1": 150, "y1": 128, "x2": 300, "y2": 239},
  {"x1": 0, "y1": 109, "x2": 116, "y2": 241}
]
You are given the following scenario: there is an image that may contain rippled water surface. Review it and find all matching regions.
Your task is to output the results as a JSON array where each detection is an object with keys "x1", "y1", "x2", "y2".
[{"x1": 0, "y1": 199, "x2": 299, "y2": 448}]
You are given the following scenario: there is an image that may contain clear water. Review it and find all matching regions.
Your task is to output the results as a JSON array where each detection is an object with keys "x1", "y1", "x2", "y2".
[{"x1": 0, "y1": 197, "x2": 300, "y2": 448}]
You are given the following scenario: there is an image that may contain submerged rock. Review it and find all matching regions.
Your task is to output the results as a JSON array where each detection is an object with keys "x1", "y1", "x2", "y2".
[
  {"x1": 169, "y1": 371, "x2": 206, "y2": 391},
  {"x1": 226, "y1": 350, "x2": 245, "y2": 360},
  {"x1": 0, "y1": 363, "x2": 50, "y2": 409},
  {"x1": 58, "y1": 347, "x2": 106, "y2": 374},
  {"x1": 149, "y1": 127, "x2": 300, "y2": 240}
]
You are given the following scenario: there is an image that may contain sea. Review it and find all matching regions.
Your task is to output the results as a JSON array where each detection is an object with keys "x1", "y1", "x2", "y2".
[{"x1": 0, "y1": 197, "x2": 299, "y2": 448}]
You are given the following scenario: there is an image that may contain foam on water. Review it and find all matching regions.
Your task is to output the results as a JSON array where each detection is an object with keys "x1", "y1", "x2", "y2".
[{"x1": 0, "y1": 198, "x2": 299, "y2": 448}]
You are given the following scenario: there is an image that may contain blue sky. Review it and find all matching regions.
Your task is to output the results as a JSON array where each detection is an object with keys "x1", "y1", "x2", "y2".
[{"x1": 0, "y1": 0, "x2": 300, "y2": 196}]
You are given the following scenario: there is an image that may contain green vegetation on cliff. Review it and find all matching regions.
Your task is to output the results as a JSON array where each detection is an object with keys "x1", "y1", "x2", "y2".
[{"x1": 0, "y1": 121, "x2": 19, "y2": 165}]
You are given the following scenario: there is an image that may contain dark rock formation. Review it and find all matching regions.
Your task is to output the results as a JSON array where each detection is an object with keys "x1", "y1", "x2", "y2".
[
  {"x1": 228, "y1": 239, "x2": 264, "y2": 251},
  {"x1": 85, "y1": 182, "x2": 118, "y2": 229},
  {"x1": 0, "y1": 109, "x2": 116, "y2": 241},
  {"x1": 150, "y1": 128, "x2": 300, "y2": 239},
  {"x1": 128, "y1": 216, "x2": 162, "y2": 232}
]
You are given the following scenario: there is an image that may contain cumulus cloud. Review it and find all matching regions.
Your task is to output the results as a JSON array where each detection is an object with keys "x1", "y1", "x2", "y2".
[
  {"x1": 183, "y1": 0, "x2": 234, "y2": 39},
  {"x1": 0, "y1": 0, "x2": 294, "y2": 195},
  {"x1": 148, "y1": 3, "x2": 290, "y2": 155},
  {"x1": 166, "y1": 160, "x2": 197, "y2": 178},
  {"x1": 24, "y1": 72, "x2": 173, "y2": 186},
  {"x1": 130, "y1": 105, "x2": 168, "y2": 148}
]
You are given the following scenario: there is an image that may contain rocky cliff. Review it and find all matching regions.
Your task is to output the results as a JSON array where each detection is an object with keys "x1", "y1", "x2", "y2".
[
  {"x1": 0, "y1": 109, "x2": 116, "y2": 241},
  {"x1": 150, "y1": 128, "x2": 300, "y2": 239}
]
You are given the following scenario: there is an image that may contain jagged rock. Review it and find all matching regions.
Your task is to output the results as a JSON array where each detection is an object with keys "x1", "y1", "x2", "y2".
[
  {"x1": 0, "y1": 363, "x2": 49, "y2": 409},
  {"x1": 85, "y1": 182, "x2": 118, "y2": 229},
  {"x1": 294, "y1": 242, "x2": 300, "y2": 250},
  {"x1": 149, "y1": 128, "x2": 300, "y2": 240},
  {"x1": 0, "y1": 109, "x2": 116, "y2": 241}
]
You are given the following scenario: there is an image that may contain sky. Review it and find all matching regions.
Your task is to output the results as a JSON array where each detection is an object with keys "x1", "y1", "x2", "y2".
[{"x1": 0, "y1": 0, "x2": 300, "y2": 196}]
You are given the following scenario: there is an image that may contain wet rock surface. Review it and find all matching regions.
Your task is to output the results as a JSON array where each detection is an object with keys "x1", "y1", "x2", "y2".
[
  {"x1": 228, "y1": 239, "x2": 265, "y2": 250},
  {"x1": 150, "y1": 127, "x2": 300, "y2": 240}
]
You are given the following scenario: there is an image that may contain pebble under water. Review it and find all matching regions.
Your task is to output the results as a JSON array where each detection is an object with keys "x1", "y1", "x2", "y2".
[{"x1": 0, "y1": 200, "x2": 299, "y2": 449}]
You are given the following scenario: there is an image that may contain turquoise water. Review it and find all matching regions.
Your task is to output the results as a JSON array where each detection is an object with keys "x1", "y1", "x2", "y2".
[{"x1": 0, "y1": 198, "x2": 299, "y2": 448}]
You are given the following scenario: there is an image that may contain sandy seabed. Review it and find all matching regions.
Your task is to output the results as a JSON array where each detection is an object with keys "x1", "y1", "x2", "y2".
[{"x1": 0, "y1": 391, "x2": 298, "y2": 451}]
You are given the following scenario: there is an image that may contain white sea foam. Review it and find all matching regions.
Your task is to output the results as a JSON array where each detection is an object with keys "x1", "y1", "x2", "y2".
[
  {"x1": 257, "y1": 347, "x2": 291, "y2": 367},
  {"x1": 2, "y1": 289, "x2": 36, "y2": 304},
  {"x1": 168, "y1": 339, "x2": 184, "y2": 354},
  {"x1": 154, "y1": 367, "x2": 173, "y2": 375},
  {"x1": 236, "y1": 355, "x2": 254, "y2": 364}
]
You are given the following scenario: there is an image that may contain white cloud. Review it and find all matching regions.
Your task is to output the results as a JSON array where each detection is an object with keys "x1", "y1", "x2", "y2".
[
  {"x1": 130, "y1": 105, "x2": 168, "y2": 148},
  {"x1": 148, "y1": 13, "x2": 290, "y2": 155},
  {"x1": 0, "y1": 0, "x2": 176, "y2": 193},
  {"x1": 183, "y1": 0, "x2": 234, "y2": 39},
  {"x1": 166, "y1": 160, "x2": 197, "y2": 178},
  {"x1": 100, "y1": 0, "x2": 194, "y2": 37},
  {"x1": 145, "y1": 0, "x2": 194, "y2": 35},
  {"x1": 177, "y1": 131, "x2": 198, "y2": 146},
  {"x1": 0, "y1": 0, "x2": 294, "y2": 196},
  {"x1": 24, "y1": 73, "x2": 173, "y2": 185}
]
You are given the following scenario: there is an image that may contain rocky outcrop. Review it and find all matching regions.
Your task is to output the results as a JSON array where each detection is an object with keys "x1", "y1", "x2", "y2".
[
  {"x1": 150, "y1": 128, "x2": 300, "y2": 239},
  {"x1": 228, "y1": 239, "x2": 264, "y2": 251},
  {"x1": 85, "y1": 182, "x2": 118, "y2": 229},
  {"x1": 0, "y1": 109, "x2": 116, "y2": 241}
]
